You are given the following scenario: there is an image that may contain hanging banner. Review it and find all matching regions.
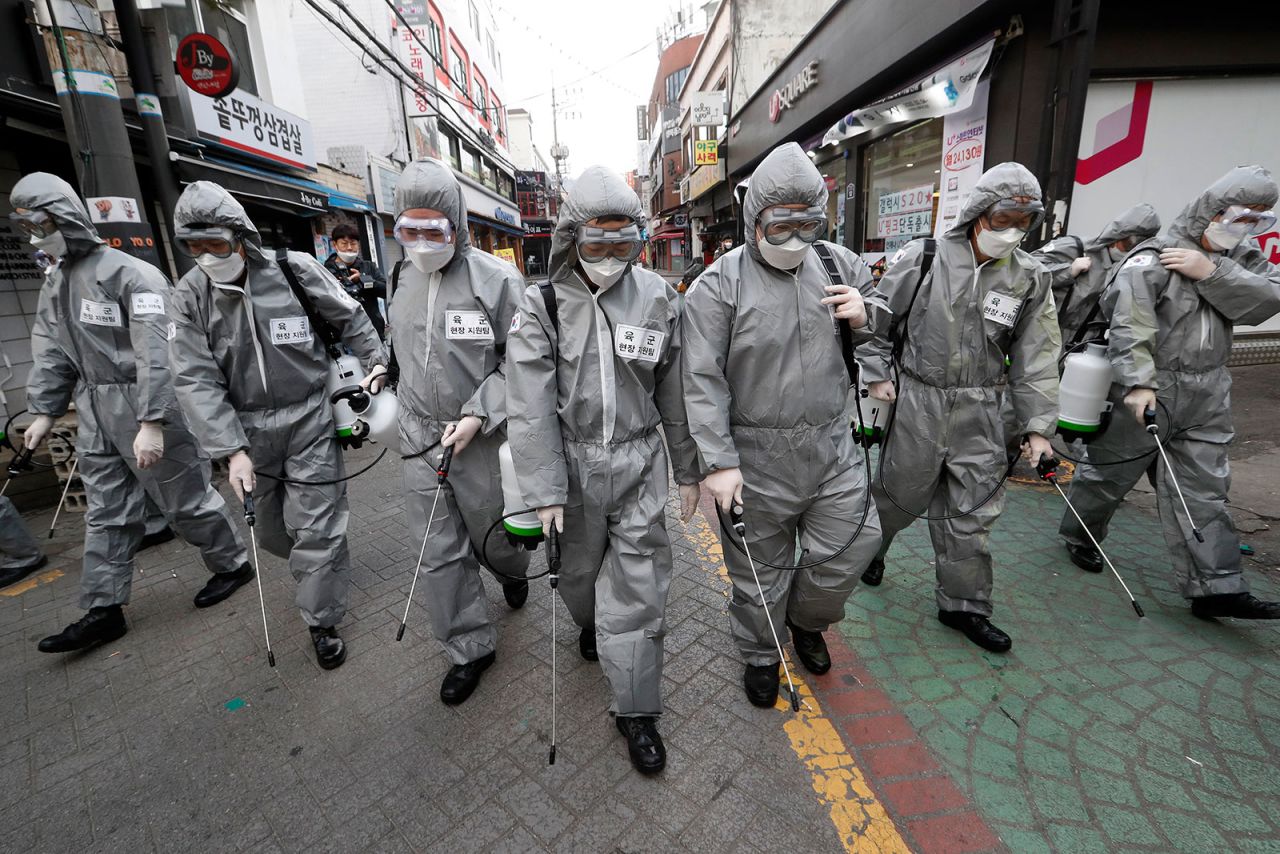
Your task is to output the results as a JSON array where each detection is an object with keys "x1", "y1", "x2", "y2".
[{"x1": 934, "y1": 79, "x2": 990, "y2": 237}]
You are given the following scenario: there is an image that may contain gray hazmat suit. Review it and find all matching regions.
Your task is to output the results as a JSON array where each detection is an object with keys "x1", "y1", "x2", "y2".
[
  {"x1": 506, "y1": 166, "x2": 698, "y2": 717},
  {"x1": 858, "y1": 162, "x2": 1060, "y2": 616},
  {"x1": 0, "y1": 497, "x2": 43, "y2": 570},
  {"x1": 13, "y1": 173, "x2": 248, "y2": 609},
  {"x1": 682, "y1": 142, "x2": 887, "y2": 665},
  {"x1": 389, "y1": 159, "x2": 529, "y2": 665},
  {"x1": 1033, "y1": 203, "x2": 1161, "y2": 346},
  {"x1": 168, "y1": 182, "x2": 386, "y2": 627},
  {"x1": 1061, "y1": 166, "x2": 1280, "y2": 598}
]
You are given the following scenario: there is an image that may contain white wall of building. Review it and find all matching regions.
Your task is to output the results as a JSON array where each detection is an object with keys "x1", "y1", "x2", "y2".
[
  {"x1": 507, "y1": 108, "x2": 535, "y2": 171},
  {"x1": 247, "y1": 0, "x2": 311, "y2": 117},
  {"x1": 728, "y1": 0, "x2": 835, "y2": 117}
]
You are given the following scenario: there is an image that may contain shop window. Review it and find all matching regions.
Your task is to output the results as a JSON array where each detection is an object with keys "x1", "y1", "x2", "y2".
[
  {"x1": 427, "y1": 18, "x2": 443, "y2": 63},
  {"x1": 474, "y1": 76, "x2": 488, "y2": 118},
  {"x1": 498, "y1": 172, "x2": 514, "y2": 201},
  {"x1": 482, "y1": 161, "x2": 498, "y2": 191},
  {"x1": 450, "y1": 48, "x2": 467, "y2": 92},
  {"x1": 197, "y1": 0, "x2": 257, "y2": 95},
  {"x1": 665, "y1": 66, "x2": 689, "y2": 106},
  {"x1": 461, "y1": 145, "x2": 481, "y2": 181},
  {"x1": 814, "y1": 153, "x2": 846, "y2": 245},
  {"x1": 468, "y1": 0, "x2": 480, "y2": 35},
  {"x1": 441, "y1": 128, "x2": 461, "y2": 171},
  {"x1": 858, "y1": 119, "x2": 944, "y2": 257}
]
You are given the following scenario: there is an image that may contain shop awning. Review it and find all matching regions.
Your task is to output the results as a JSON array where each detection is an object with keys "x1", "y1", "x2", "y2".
[
  {"x1": 173, "y1": 154, "x2": 373, "y2": 215},
  {"x1": 650, "y1": 228, "x2": 685, "y2": 241},
  {"x1": 469, "y1": 212, "x2": 525, "y2": 237}
]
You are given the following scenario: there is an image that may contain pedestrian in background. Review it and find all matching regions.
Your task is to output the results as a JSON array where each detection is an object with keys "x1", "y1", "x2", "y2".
[{"x1": 324, "y1": 222, "x2": 387, "y2": 338}]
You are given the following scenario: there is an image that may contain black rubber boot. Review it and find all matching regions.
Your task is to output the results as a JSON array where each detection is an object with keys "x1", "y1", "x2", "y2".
[
  {"x1": 37, "y1": 605, "x2": 127, "y2": 653},
  {"x1": 309, "y1": 625, "x2": 347, "y2": 670},
  {"x1": 861, "y1": 557, "x2": 885, "y2": 586},
  {"x1": 440, "y1": 651, "x2": 495, "y2": 705},
  {"x1": 787, "y1": 620, "x2": 831, "y2": 674},
  {"x1": 138, "y1": 526, "x2": 176, "y2": 552},
  {"x1": 1191, "y1": 592, "x2": 1280, "y2": 620},
  {"x1": 578, "y1": 625, "x2": 598, "y2": 662},
  {"x1": 743, "y1": 663, "x2": 780, "y2": 707},
  {"x1": 1065, "y1": 542, "x2": 1105, "y2": 573},
  {"x1": 502, "y1": 580, "x2": 529, "y2": 609},
  {"x1": 937, "y1": 610, "x2": 1012, "y2": 653},
  {"x1": 0, "y1": 555, "x2": 47, "y2": 590},
  {"x1": 615, "y1": 715, "x2": 666, "y2": 774},
  {"x1": 193, "y1": 562, "x2": 254, "y2": 608}
]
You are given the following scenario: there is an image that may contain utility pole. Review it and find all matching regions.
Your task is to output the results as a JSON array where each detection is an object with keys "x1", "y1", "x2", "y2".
[
  {"x1": 38, "y1": 0, "x2": 160, "y2": 267},
  {"x1": 549, "y1": 86, "x2": 566, "y2": 207}
]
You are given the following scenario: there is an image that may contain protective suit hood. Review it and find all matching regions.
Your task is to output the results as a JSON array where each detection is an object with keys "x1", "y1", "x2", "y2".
[
  {"x1": 947, "y1": 162, "x2": 1043, "y2": 237},
  {"x1": 10, "y1": 172, "x2": 104, "y2": 258},
  {"x1": 742, "y1": 143, "x2": 827, "y2": 262},
  {"x1": 173, "y1": 180, "x2": 268, "y2": 263},
  {"x1": 549, "y1": 165, "x2": 644, "y2": 283},
  {"x1": 1168, "y1": 165, "x2": 1278, "y2": 243},
  {"x1": 1088, "y1": 202, "x2": 1161, "y2": 250},
  {"x1": 392, "y1": 158, "x2": 471, "y2": 255}
]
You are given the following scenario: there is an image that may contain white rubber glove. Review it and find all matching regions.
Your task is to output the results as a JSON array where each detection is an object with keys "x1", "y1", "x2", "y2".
[
  {"x1": 441, "y1": 415, "x2": 483, "y2": 456},
  {"x1": 537, "y1": 505, "x2": 564, "y2": 535},
  {"x1": 23, "y1": 415, "x2": 54, "y2": 450},
  {"x1": 821, "y1": 283, "x2": 868, "y2": 327},
  {"x1": 228, "y1": 451, "x2": 256, "y2": 502},
  {"x1": 867, "y1": 380, "x2": 896, "y2": 402},
  {"x1": 678, "y1": 482, "x2": 701, "y2": 522},
  {"x1": 1022, "y1": 432, "x2": 1055, "y2": 464},
  {"x1": 1124, "y1": 387, "x2": 1157, "y2": 425},
  {"x1": 1069, "y1": 256, "x2": 1092, "y2": 277},
  {"x1": 1159, "y1": 248, "x2": 1216, "y2": 281},
  {"x1": 133, "y1": 421, "x2": 165, "y2": 470},
  {"x1": 360, "y1": 364, "x2": 388, "y2": 394},
  {"x1": 704, "y1": 467, "x2": 744, "y2": 512}
]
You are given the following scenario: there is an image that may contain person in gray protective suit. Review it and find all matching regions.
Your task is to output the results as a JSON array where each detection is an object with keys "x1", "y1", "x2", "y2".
[
  {"x1": 384, "y1": 159, "x2": 530, "y2": 705},
  {"x1": 0, "y1": 497, "x2": 46, "y2": 589},
  {"x1": 857, "y1": 162, "x2": 1060, "y2": 653},
  {"x1": 10, "y1": 173, "x2": 251, "y2": 654},
  {"x1": 168, "y1": 181, "x2": 386, "y2": 670},
  {"x1": 1032, "y1": 203, "x2": 1161, "y2": 347},
  {"x1": 1060, "y1": 166, "x2": 1280, "y2": 620},
  {"x1": 506, "y1": 165, "x2": 701, "y2": 775},
  {"x1": 682, "y1": 142, "x2": 886, "y2": 707}
]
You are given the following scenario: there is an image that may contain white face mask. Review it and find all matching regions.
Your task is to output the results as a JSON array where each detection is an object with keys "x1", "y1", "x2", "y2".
[
  {"x1": 336, "y1": 250, "x2": 359, "y2": 264},
  {"x1": 30, "y1": 230, "x2": 67, "y2": 259},
  {"x1": 1202, "y1": 220, "x2": 1246, "y2": 252},
  {"x1": 1107, "y1": 245, "x2": 1126, "y2": 263},
  {"x1": 580, "y1": 256, "x2": 628, "y2": 289},
  {"x1": 975, "y1": 226, "x2": 1027, "y2": 259},
  {"x1": 195, "y1": 252, "x2": 246, "y2": 284},
  {"x1": 407, "y1": 241, "x2": 455, "y2": 273},
  {"x1": 757, "y1": 235, "x2": 810, "y2": 270}
]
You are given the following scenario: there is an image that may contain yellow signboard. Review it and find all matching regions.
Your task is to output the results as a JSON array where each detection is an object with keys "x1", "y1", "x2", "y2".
[
  {"x1": 494, "y1": 248, "x2": 516, "y2": 264},
  {"x1": 694, "y1": 139, "x2": 719, "y2": 166}
]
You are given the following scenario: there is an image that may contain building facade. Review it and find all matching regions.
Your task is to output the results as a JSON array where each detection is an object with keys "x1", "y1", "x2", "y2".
[{"x1": 643, "y1": 32, "x2": 703, "y2": 278}]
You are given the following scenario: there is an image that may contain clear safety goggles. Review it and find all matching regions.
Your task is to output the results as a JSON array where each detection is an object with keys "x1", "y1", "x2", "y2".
[
  {"x1": 173, "y1": 225, "x2": 238, "y2": 258},
  {"x1": 8, "y1": 210, "x2": 58, "y2": 239},
  {"x1": 394, "y1": 216, "x2": 453, "y2": 248},
  {"x1": 1219, "y1": 204, "x2": 1277, "y2": 236},
  {"x1": 984, "y1": 198, "x2": 1046, "y2": 232},
  {"x1": 758, "y1": 206, "x2": 827, "y2": 246},
  {"x1": 575, "y1": 222, "x2": 643, "y2": 263}
]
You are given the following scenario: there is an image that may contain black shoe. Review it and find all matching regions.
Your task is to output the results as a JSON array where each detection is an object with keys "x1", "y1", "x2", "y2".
[
  {"x1": 1191, "y1": 592, "x2": 1280, "y2": 620},
  {"x1": 309, "y1": 625, "x2": 347, "y2": 670},
  {"x1": 937, "y1": 610, "x2": 1012, "y2": 653},
  {"x1": 138, "y1": 526, "x2": 176, "y2": 552},
  {"x1": 440, "y1": 651, "x2": 495, "y2": 705},
  {"x1": 193, "y1": 562, "x2": 254, "y2": 608},
  {"x1": 787, "y1": 621, "x2": 831, "y2": 674},
  {"x1": 0, "y1": 555, "x2": 47, "y2": 590},
  {"x1": 578, "y1": 625, "x2": 598, "y2": 662},
  {"x1": 861, "y1": 558, "x2": 885, "y2": 586},
  {"x1": 615, "y1": 715, "x2": 666, "y2": 774},
  {"x1": 1066, "y1": 542, "x2": 1105, "y2": 573},
  {"x1": 503, "y1": 580, "x2": 529, "y2": 609},
  {"x1": 743, "y1": 663, "x2": 780, "y2": 708},
  {"x1": 37, "y1": 605, "x2": 127, "y2": 653}
]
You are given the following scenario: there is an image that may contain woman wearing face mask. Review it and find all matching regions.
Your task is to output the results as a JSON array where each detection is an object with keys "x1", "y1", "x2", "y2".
[
  {"x1": 323, "y1": 223, "x2": 387, "y2": 339},
  {"x1": 856, "y1": 162, "x2": 1062, "y2": 654}
]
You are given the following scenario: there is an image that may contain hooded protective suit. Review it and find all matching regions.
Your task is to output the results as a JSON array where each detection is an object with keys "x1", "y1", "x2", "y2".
[
  {"x1": 388, "y1": 159, "x2": 529, "y2": 665},
  {"x1": 0, "y1": 497, "x2": 43, "y2": 572},
  {"x1": 168, "y1": 181, "x2": 385, "y2": 627},
  {"x1": 857, "y1": 162, "x2": 1060, "y2": 616},
  {"x1": 506, "y1": 166, "x2": 697, "y2": 717},
  {"x1": 681, "y1": 143, "x2": 887, "y2": 665},
  {"x1": 1033, "y1": 203, "x2": 1161, "y2": 345},
  {"x1": 1062, "y1": 166, "x2": 1280, "y2": 598},
  {"x1": 13, "y1": 173, "x2": 248, "y2": 609}
]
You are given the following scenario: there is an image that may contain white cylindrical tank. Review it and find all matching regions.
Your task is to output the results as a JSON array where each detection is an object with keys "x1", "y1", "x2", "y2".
[
  {"x1": 1057, "y1": 343, "x2": 1113, "y2": 440},
  {"x1": 855, "y1": 380, "x2": 893, "y2": 447},
  {"x1": 327, "y1": 354, "x2": 364, "y2": 442},
  {"x1": 351, "y1": 388, "x2": 401, "y2": 452},
  {"x1": 499, "y1": 440, "x2": 543, "y2": 547}
]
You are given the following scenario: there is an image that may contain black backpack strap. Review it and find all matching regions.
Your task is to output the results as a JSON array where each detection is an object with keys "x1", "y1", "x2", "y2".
[
  {"x1": 276, "y1": 248, "x2": 341, "y2": 358},
  {"x1": 538, "y1": 280, "x2": 559, "y2": 336},
  {"x1": 889, "y1": 238, "x2": 936, "y2": 363},
  {"x1": 386, "y1": 260, "x2": 402, "y2": 385},
  {"x1": 1071, "y1": 235, "x2": 1084, "y2": 256},
  {"x1": 812, "y1": 242, "x2": 859, "y2": 386}
]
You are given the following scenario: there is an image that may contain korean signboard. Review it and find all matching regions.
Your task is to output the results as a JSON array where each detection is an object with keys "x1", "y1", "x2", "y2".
[
  {"x1": 637, "y1": 105, "x2": 649, "y2": 140},
  {"x1": 690, "y1": 91, "x2": 724, "y2": 127},
  {"x1": 934, "y1": 79, "x2": 989, "y2": 237},
  {"x1": 176, "y1": 33, "x2": 239, "y2": 98},
  {"x1": 186, "y1": 88, "x2": 316, "y2": 171},
  {"x1": 876, "y1": 184, "x2": 934, "y2": 240},
  {"x1": 661, "y1": 106, "x2": 681, "y2": 155},
  {"x1": 693, "y1": 139, "x2": 718, "y2": 166}
]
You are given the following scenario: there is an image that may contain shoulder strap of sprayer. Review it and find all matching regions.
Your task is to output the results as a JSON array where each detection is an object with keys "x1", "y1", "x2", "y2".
[
  {"x1": 538, "y1": 280, "x2": 560, "y2": 336},
  {"x1": 276, "y1": 249, "x2": 342, "y2": 359},
  {"x1": 1066, "y1": 244, "x2": 1160, "y2": 352},
  {"x1": 812, "y1": 242, "x2": 859, "y2": 386},
  {"x1": 1057, "y1": 235, "x2": 1088, "y2": 321},
  {"x1": 386, "y1": 261, "x2": 402, "y2": 385},
  {"x1": 888, "y1": 238, "x2": 937, "y2": 364}
]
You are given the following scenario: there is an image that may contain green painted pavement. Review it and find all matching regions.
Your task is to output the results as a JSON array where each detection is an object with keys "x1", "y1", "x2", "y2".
[{"x1": 837, "y1": 480, "x2": 1280, "y2": 853}]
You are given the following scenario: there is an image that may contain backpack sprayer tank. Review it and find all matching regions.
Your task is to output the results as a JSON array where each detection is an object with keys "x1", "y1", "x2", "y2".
[
  {"x1": 327, "y1": 354, "x2": 401, "y2": 451},
  {"x1": 499, "y1": 440, "x2": 543, "y2": 549},
  {"x1": 1057, "y1": 343, "x2": 1113, "y2": 443},
  {"x1": 854, "y1": 379, "x2": 893, "y2": 448}
]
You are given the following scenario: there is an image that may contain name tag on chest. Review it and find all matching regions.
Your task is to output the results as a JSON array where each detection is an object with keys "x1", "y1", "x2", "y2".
[
  {"x1": 270, "y1": 316, "x2": 312, "y2": 345},
  {"x1": 80, "y1": 299, "x2": 122, "y2": 327},
  {"x1": 982, "y1": 291, "x2": 1021, "y2": 328},
  {"x1": 614, "y1": 324, "x2": 665, "y2": 363},
  {"x1": 131, "y1": 293, "x2": 165, "y2": 315},
  {"x1": 445, "y1": 310, "x2": 493, "y2": 340}
]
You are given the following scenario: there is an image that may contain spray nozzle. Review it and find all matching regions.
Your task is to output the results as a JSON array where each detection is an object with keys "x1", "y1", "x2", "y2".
[
  {"x1": 547, "y1": 525, "x2": 561, "y2": 588},
  {"x1": 1035, "y1": 456, "x2": 1061, "y2": 481},
  {"x1": 730, "y1": 503, "x2": 746, "y2": 536},
  {"x1": 437, "y1": 445, "x2": 454, "y2": 483},
  {"x1": 1144, "y1": 406, "x2": 1158, "y2": 433},
  {"x1": 243, "y1": 494, "x2": 256, "y2": 527},
  {"x1": 7, "y1": 446, "x2": 34, "y2": 477}
]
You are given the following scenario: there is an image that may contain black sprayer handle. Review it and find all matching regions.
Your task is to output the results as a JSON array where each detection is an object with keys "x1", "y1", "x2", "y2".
[
  {"x1": 1144, "y1": 406, "x2": 1157, "y2": 431},
  {"x1": 1035, "y1": 455, "x2": 1061, "y2": 481},
  {"x1": 729, "y1": 503, "x2": 745, "y2": 535},
  {"x1": 243, "y1": 495, "x2": 256, "y2": 527},
  {"x1": 437, "y1": 445, "x2": 454, "y2": 483},
  {"x1": 547, "y1": 525, "x2": 561, "y2": 581},
  {"x1": 7, "y1": 446, "x2": 34, "y2": 477}
]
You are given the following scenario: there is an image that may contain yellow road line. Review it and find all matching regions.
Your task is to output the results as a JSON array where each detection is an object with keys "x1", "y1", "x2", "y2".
[
  {"x1": 683, "y1": 513, "x2": 911, "y2": 852},
  {"x1": 0, "y1": 568, "x2": 64, "y2": 597}
]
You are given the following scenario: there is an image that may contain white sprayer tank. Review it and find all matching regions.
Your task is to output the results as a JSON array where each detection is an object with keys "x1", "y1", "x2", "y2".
[
  {"x1": 499, "y1": 441, "x2": 542, "y2": 544},
  {"x1": 327, "y1": 354, "x2": 364, "y2": 441},
  {"x1": 854, "y1": 380, "x2": 893, "y2": 446},
  {"x1": 1057, "y1": 343, "x2": 1113, "y2": 439}
]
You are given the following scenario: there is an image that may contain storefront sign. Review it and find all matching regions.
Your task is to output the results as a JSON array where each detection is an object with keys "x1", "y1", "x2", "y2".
[
  {"x1": 768, "y1": 61, "x2": 819, "y2": 123},
  {"x1": 459, "y1": 179, "x2": 522, "y2": 229},
  {"x1": 493, "y1": 207, "x2": 517, "y2": 225},
  {"x1": 176, "y1": 33, "x2": 239, "y2": 99},
  {"x1": 691, "y1": 91, "x2": 725, "y2": 127},
  {"x1": 693, "y1": 139, "x2": 718, "y2": 166},
  {"x1": 661, "y1": 106, "x2": 681, "y2": 155},
  {"x1": 370, "y1": 155, "x2": 400, "y2": 215},
  {"x1": 86, "y1": 196, "x2": 142, "y2": 223},
  {"x1": 686, "y1": 161, "x2": 725, "y2": 202},
  {"x1": 877, "y1": 184, "x2": 933, "y2": 218},
  {"x1": 877, "y1": 208, "x2": 933, "y2": 239},
  {"x1": 494, "y1": 247, "x2": 516, "y2": 263},
  {"x1": 934, "y1": 79, "x2": 990, "y2": 237},
  {"x1": 636, "y1": 105, "x2": 649, "y2": 140},
  {"x1": 186, "y1": 88, "x2": 316, "y2": 171}
]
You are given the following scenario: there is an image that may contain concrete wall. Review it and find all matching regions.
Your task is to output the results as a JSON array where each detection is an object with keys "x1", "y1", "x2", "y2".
[
  {"x1": 507, "y1": 109, "x2": 535, "y2": 171},
  {"x1": 728, "y1": 0, "x2": 835, "y2": 117},
  {"x1": 248, "y1": 0, "x2": 311, "y2": 117}
]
